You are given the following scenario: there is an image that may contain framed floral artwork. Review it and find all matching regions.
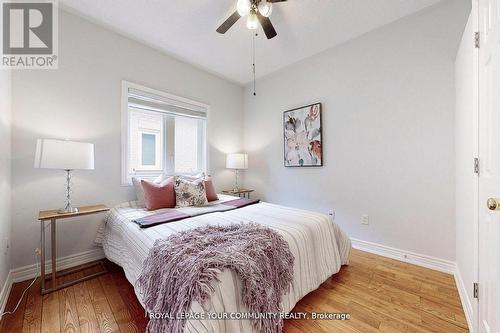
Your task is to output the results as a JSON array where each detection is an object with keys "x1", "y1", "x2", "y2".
[{"x1": 283, "y1": 103, "x2": 322, "y2": 167}]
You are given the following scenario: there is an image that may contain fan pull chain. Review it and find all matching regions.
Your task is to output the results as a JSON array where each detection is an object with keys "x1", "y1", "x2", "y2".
[{"x1": 253, "y1": 32, "x2": 257, "y2": 96}]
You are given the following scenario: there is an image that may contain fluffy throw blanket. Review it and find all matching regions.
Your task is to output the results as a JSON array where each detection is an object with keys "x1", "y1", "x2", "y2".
[{"x1": 136, "y1": 222, "x2": 295, "y2": 333}]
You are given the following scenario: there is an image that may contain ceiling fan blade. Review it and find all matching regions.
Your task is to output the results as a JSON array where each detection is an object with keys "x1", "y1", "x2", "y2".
[
  {"x1": 257, "y1": 13, "x2": 277, "y2": 39},
  {"x1": 216, "y1": 11, "x2": 241, "y2": 34}
]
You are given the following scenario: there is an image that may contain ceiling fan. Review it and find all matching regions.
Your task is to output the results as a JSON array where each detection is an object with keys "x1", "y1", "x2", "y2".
[{"x1": 216, "y1": 0, "x2": 287, "y2": 39}]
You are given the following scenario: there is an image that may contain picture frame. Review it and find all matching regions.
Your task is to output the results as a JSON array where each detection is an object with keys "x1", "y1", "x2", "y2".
[{"x1": 283, "y1": 103, "x2": 323, "y2": 167}]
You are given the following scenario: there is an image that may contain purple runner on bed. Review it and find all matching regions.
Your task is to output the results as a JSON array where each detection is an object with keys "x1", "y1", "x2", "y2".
[
  {"x1": 133, "y1": 198, "x2": 260, "y2": 228},
  {"x1": 224, "y1": 197, "x2": 260, "y2": 208}
]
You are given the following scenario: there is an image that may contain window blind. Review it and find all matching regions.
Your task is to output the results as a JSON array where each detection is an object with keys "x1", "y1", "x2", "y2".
[{"x1": 128, "y1": 88, "x2": 207, "y2": 119}]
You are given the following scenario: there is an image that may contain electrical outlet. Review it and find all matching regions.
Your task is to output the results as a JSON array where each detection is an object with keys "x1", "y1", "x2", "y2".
[
  {"x1": 361, "y1": 215, "x2": 369, "y2": 225},
  {"x1": 328, "y1": 209, "x2": 335, "y2": 220},
  {"x1": 3, "y1": 237, "x2": 9, "y2": 256}
]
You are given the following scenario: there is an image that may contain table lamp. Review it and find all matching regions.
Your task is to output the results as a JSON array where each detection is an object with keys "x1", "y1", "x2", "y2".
[
  {"x1": 34, "y1": 139, "x2": 95, "y2": 214},
  {"x1": 226, "y1": 153, "x2": 248, "y2": 191}
]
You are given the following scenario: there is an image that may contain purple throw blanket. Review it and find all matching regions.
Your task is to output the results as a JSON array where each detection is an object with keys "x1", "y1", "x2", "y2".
[
  {"x1": 134, "y1": 198, "x2": 260, "y2": 228},
  {"x1": 136, "y1": 222, "x2": 294, "y2": 333}
]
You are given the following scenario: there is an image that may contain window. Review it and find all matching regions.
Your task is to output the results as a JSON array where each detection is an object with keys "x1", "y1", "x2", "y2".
[
  {"x1": 141, "y1": 133, "x2": 156, "y2": 166},
  {"x1": 122, "y1": 82, "x2": 208, "y2": 184},
  {"x1": 174, "y1": 116, "x2": 206, "y2": 173},
  {"x1": 130, "y1": 109, "x2": 163, "y2": 171}
]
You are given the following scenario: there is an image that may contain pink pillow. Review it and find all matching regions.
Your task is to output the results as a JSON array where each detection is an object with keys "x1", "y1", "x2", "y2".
[
  {"x1": 204, "y1": 177, "x2": 218, "y2": 202},
  {"x1": 141, "y1": 177, "x2": 175, "y2": 211}
]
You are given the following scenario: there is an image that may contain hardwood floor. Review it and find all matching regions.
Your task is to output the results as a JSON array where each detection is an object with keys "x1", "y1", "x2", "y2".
[{"x1": 0, "y1": 249, "x2": 468, "y2": 333}]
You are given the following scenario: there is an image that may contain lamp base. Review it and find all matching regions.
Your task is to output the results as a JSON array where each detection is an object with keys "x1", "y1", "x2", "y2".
[
  {"x1": 58, "y1": 170, "x2": 78, "y2": 214},
  {"x1": 58, "y1": 207, "x2": 79, "y2": 214},
  {"x1": 232, "y1": 169, "x2": 240, "y2": 193}
]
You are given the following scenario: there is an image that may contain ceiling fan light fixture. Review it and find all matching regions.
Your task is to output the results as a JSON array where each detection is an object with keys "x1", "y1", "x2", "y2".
[
  {"x1": 237, "y1": 0, "x2": 251, "y2": 16},
  {"x1": 216, "y1": 0, "x2": 281, "y2": 39},
  {"x1": 246, "y1": 11, "x2": 259, "y2": 30},
  {"x1": 258, "y1": 1, "x2": 273, "y2": 17}
]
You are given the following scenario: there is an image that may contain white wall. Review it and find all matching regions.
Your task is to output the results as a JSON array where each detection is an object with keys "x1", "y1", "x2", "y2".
[
  {"x1": 455, "y1": 10, "x2": 478, "y2": 328},
  {"x1": 10, "y1": 10, "x2": 244, "y2": 268},
  {"x1": 243, "y1": 0, "x2": 470, "y2": 261},
  {"x1": 0, "y1": 70, "x2": 12, "y2": 290}
]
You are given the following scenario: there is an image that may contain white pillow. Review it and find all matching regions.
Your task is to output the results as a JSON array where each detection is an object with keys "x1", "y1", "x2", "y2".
[
  {"x1": 182, "y1": 172, "x2": 205, "y2": 180},
  {"x1": 155, "y1": 172, "x2": 205, "y2": 183},
  {"x1": 153, "y1": 173, "x2": 169, "y2": 183},
  {"x1": 132, "y1": 177, "x2": 146, "y2": 207},
  {"x1": 174, "y1": 176, "x2": 208, "y2": 207}
]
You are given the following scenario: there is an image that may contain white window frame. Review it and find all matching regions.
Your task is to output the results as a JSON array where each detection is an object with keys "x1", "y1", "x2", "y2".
[{"x1": 121, "y1": 81, "x2": 210, "y2": 185}]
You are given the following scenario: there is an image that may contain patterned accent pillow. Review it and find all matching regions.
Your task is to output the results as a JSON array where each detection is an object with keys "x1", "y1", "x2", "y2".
[{"x1": 174, "y1": 176, "x2": 208, "y2": 207}]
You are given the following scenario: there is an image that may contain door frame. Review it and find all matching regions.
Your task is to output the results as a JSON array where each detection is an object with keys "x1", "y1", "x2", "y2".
[{"x1": 472, "y1": 0, "x2": 480, "y2": 331}]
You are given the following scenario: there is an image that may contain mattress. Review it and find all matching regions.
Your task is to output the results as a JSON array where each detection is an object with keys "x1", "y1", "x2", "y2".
[{"x1": 95, "y1": 195, "x2": 351, "y2": 333}]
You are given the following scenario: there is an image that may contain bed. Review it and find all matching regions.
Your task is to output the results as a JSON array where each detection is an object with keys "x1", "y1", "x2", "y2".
[{"x1": 95, "y1": 194, "x2": 351, "y2": 333}]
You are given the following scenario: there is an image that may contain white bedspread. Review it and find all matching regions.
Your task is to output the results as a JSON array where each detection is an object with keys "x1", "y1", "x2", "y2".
[{"x1": 96, "y1": 195, "x2": 351, "y2": 333}]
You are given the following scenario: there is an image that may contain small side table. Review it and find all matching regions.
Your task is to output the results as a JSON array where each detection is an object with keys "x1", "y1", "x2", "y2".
[
  {"x1": 38, "y1": 204, "x2": 110, "y2": 295},
  {"x1": 222, "y1": 189, "x2": 254, "y2": 199}
]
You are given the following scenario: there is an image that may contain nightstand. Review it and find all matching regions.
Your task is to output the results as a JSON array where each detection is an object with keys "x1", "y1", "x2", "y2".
[
  {"x1": 38, "y1": 204, "x2": 110, "y2": 295},
  {"x1": 222, "y1": 189, "x2": 254, "y2": 199}
]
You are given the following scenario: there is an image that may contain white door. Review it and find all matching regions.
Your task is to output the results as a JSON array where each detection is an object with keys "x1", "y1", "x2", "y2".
[{"x1": 478, "y1": 0, "x2": 500, "y2": 331}]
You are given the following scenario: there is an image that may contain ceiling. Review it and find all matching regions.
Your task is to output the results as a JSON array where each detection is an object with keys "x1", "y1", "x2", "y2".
[{"x1": 60, "y1": 0, "x2": 443, "y2": 85}]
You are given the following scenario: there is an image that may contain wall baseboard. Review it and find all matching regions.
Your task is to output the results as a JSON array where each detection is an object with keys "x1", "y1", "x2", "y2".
[
  {"x1": 351, "y1": 238, "x2": 456, "y2": 274},
  {"x1": 0, "y1": 248, "x2": 104, "y2": 316},
  {"x1": 0, "y1": 271, "x2": 13, "y2": 316},
  {"x1": 454, "y1": 267, "x2": 475, "y2": 333},
  {"x1": 10, "y1": 248, "x2": 105, "y2": 283},
  {"x1": 351, "y1": 237, "x2": 475, "y2": 332}
]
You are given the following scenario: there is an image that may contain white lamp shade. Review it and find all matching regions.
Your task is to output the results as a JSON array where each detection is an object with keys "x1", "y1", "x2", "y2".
[
  {"x1": 34, "y1": 139, "x2": 95, "y2": 170},
  {"x1": 246, "y1": 12, "x2": 259, "y2": 30},
  {"x1": 258, "y1": 1, "x2": 273, "y2": 17},
  {"x1": 226, "y1": 153, "x2": 248, "y2": 170},
  {"x1": 236, "y1": 0, "x2": 251, "y2": 16}
]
